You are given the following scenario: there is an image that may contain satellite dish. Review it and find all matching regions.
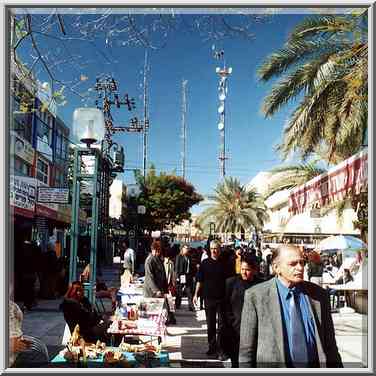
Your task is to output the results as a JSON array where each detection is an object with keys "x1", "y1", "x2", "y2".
[
  {"x1": 218, "y1": 122, "x2": 224, "y2": 131},
  {"x1": 216, "y1": 67, "x2": 221, "y2": 73},
  {"x1": 218, "y1": 105, "x2": 225, "y2": 114},
  {"x1": 219, "y1": 92, "x2": 226, "y2": 101},
  {"x1": 228, "y1": 67, "x2": 233, "y2": 74}
]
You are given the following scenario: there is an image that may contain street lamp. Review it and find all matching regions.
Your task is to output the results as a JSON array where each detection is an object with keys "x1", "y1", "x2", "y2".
[{"x1": 70, "y1": 108, "x2": 105, "y2": 303}]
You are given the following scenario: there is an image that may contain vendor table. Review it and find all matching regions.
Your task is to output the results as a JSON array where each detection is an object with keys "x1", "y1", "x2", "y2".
[
  {"x1": 108, "y1": 297, "x2": 168, "y2": 344},
  {"x1": 50, "y1": 347, "x2": 170, "y2": 368}
]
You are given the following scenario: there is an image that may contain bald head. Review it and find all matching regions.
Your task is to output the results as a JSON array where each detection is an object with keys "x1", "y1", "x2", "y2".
[{"x1": 272, "y1": 245, "x2": 305, "y2": 288}]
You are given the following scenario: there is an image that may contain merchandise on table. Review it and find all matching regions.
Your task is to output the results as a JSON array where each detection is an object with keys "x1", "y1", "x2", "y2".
[{"x1": 52, "y1": 347, "x2": 169, "y2": 367}]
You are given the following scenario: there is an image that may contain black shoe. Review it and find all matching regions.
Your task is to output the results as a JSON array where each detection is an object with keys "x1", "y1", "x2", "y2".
[
  {"x1": 217, "y1": 353, "x2": 229, "y2": 361},
  {"x1": 206, "y1": 349, "x2": 217, "y2": 356}
]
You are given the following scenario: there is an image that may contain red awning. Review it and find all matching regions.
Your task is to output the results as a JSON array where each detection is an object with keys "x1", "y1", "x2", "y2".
[{"x1": 289, "y1": 150, "x2": 368, "y2": 215}]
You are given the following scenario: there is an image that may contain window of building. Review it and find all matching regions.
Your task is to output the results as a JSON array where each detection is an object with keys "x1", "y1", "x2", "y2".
[
  {"x1": 11, "y1": 98, "x2": 33, "y2": 143},
  {"x1": 36, "y1": 117, "x2": 52, "y2": 145},
  {"x1": 53, "y1": 169, "x2": 68, "y2": 187},
  {"x1": 10, "y1": 156, "x2": 32, "y2": 177},
  {"x1": 36, "y1": 157, "x2": 49, "y2": 184}
]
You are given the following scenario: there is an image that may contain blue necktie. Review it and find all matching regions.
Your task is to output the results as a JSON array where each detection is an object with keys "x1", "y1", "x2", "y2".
[{"x1": 289, "y1": 289, "x2": 309, "y2": 367}]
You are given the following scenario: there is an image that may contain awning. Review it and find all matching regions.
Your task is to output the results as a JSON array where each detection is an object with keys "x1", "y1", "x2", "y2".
[{"x1": 288, "y1": 150, "x2": 368, "y2": 215}]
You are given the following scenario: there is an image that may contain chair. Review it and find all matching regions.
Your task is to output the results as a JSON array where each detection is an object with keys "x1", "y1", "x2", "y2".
[{"x1": 20, "y1": 335, "x2": 49, "y2": 363}]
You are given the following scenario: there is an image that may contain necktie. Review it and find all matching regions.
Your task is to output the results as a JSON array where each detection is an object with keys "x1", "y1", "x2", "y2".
[{"x1": 289, "y1": 289, "x2": 309, "y2": 367}]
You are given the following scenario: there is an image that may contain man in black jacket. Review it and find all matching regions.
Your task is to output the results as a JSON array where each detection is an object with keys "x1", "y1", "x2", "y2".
[
  {"x1": 193, "y1": 240, "x2": 227, "y2": 360},
  {"x1": 224, "y1": 255, "x2": 262, "y2": 367},
  {"x1": 175, "y1": 244, "x2": 195, "y2": 311}
]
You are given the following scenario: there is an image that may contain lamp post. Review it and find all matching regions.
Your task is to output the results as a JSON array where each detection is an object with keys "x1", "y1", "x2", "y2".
[{"x1": 69, "y1": 107, "x2": 105, "y2": 304}]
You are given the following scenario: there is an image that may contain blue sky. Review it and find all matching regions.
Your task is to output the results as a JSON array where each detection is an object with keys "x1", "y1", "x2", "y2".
[{"x1": 15, "y1": 9, "x2": 351, "y2": 214}]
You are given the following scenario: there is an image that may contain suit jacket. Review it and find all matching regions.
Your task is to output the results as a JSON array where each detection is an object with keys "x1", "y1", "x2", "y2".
[
  {"x1": 175, "y1": 254, "x2": 194, "y2": 285},
  {"x1": 143, "y1": 254, "x2": 168, "y2": 298},
  {"x1": 224, "y1": 276, "x2": 262, "y2": 336},
  {"x1": 239, "y1": 277, "x2": 343, "y2": 368}
]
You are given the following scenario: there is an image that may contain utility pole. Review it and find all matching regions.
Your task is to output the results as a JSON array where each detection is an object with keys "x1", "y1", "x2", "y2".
[
  {"x1": 94, "y1": 75, "x2": 148, "y2": 258},
  {"x1": 142, "y1": 50, "x2": 150, "y2": 180},
  {"x1": 181, "y1": 79, "x2": 188, "y2": 180},
  {"x1": 213, "y1": 47, "x2": 232, "y2": 178}
]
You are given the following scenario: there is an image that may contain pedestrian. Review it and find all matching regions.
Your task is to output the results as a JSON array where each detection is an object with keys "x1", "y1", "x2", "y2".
[
  {"x1": 193, "y1": 240, "x2": 227, "y2": 360},
  {"x1": 144, "y1": 239, "x2": 175, "y2": 325},
  {"x1": 239, "y1": 245, "x2": 343, "y2": 368},
  {"x1": 224, "y1": 255, "x2": 262, "y2": 367},
  {"x1": 143, "y1": 239, "x2": 169, "y2": 298},
  {"x1": 175, "y1": 244, "x2": 195, "y2": 311},
  {"x1": 163, "y1": 246, "x2": 177, "y2": 324},
  {"x1": 122, "y1": 240, "x2": 135, "y2": 277}
]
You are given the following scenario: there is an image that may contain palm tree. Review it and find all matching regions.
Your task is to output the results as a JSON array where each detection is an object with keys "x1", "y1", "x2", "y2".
[
  {"x1": 258, "y1": 12, "x2": 368, "y2": 162},
  {"x1": 197, "y1": 177, "x2": 268, "y2": 237},
  {"x1": 264, "y1": 161, "x2": 326, "y2": 198}
]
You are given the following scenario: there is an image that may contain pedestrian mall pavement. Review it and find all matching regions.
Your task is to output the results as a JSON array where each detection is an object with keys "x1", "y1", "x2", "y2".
[{"x1": 17, "y1": 265, "x2": 368, "y2": 368}]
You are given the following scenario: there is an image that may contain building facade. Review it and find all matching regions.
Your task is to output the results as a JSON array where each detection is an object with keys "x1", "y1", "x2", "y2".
[{"x1": 10, "y1": 65, "x2": 72, "y2": 252}]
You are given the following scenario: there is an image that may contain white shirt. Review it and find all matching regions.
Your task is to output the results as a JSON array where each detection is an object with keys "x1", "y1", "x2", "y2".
[{"x1": 123, "y1": 248, "x2": 135, "y2": 273}]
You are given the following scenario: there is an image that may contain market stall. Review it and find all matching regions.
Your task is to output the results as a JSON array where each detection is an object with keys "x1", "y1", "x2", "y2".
[
  {"x1": 50, "y1": 321, "x2": 170, "y2": 368},
  {"x1": 109, "y1": 297, "x2": 168, "y2": 345}
]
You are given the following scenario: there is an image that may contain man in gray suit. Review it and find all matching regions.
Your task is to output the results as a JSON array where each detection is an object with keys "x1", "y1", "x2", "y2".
[
  {"x1": 143, "y1": 239, "x2": 168, "y2": 298},
  {"x1": 239, "y1": 245, "x2": 343, "y2": 368}
]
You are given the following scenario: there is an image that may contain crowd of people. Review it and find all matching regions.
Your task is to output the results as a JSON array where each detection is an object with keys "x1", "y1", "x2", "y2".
[
  {"x1": 9, "y1": 235, "x2": 346, "y2": 368},
  {"x1": 138, "y1": 238, "x2": 344, "y2": 368}
]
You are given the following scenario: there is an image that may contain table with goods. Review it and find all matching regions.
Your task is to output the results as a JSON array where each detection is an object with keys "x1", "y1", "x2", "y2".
[{"x1": 50, "y1": 324, "x2": 170, "y2": 368}]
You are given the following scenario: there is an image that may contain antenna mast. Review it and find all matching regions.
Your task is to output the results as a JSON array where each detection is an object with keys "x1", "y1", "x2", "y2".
[
  {"x1": 181, "y1": 79, "x2": 188, "y2": 180},
  {"x1": 142, "y1": 50, "x2": 149, "y2": 180}
]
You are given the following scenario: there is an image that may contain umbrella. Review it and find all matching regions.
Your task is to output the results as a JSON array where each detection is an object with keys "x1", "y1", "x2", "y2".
[
  {"x1": 318, "y1": 235, "x2": 367, "y2": 312},
  {"x1": 318, "y1": 235, "x2": 366, "y2": 252}
]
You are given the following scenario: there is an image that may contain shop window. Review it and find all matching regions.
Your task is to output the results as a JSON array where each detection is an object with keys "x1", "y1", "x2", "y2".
[{"x1": 36, "y1": 157, "x2": 49, "y2": 184}]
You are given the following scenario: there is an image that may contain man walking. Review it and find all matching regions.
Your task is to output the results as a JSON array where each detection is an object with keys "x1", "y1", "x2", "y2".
[
  {"x1": 175, "y1": 244, "x2": 195, "y2": 311},
  {"x1": 224, "y1": 255, "x2": 262, "y2": 367},
  {"x1": 193, "y1": 240, "x2": 227, "y2": 360},
  {"x1": 239, "y1": 245, "x2": 342, "y2": 368}
]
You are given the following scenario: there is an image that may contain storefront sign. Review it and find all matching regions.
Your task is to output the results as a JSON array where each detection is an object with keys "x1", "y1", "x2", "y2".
[
  {"x1": 38, "y1": 187, "x2": 70, "y2": 204},
  {"x1": 10, "y1": 175, "x2": 36, "y2": 215},
  {"x1": 289, "y1": 150, "x2": 368, "y2": 214},
  {"x1": 10, "y1": 131, "x2": 35, "y2": 164}
]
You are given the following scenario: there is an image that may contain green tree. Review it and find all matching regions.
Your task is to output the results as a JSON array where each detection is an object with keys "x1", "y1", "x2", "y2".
[
  {"x1": 197, "y1": 177, "x2": 268, "y2": 236},
  {"x1": 258, "y1": 13, "x2": 368, "y2": 162},
  {"x1": 133, "y1": 166, "x2": 203, "y2": 231}
]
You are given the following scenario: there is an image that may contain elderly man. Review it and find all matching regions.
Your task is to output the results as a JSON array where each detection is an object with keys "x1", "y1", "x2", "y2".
[
  {"x1": 193, "y1": 239, "x2": 227, "y2": 360},
  {"x1": 239, "y1": 245, "x2": 342, "y2": 368}
]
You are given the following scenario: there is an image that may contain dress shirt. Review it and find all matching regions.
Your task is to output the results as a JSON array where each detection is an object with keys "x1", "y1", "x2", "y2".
[{"x1": 275, "y1": 278, "x2": 319, "y2": 367}]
